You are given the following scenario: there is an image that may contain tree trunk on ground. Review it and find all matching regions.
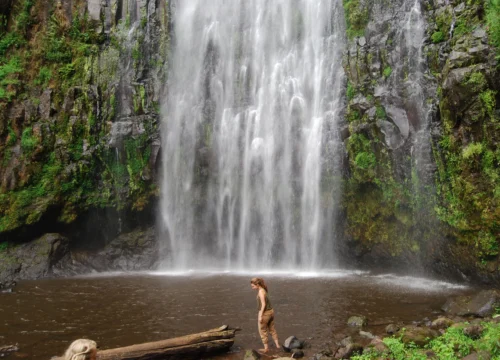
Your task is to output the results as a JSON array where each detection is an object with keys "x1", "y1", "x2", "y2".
[{"x1": 96, "y1": 325, "x2": 237, "y2": 360}]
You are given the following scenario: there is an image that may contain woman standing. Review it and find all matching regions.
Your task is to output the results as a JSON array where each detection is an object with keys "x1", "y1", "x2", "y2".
[{"x1": 250, "y1": 277, "x2": 280, "y2": 352}]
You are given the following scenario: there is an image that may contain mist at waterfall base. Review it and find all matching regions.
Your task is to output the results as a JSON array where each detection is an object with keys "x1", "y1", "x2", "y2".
[
  {"x1": 160, "y1": 0, "x2": 346, "y2": 271},
  {"x1": 0, "y1": 273, "x2": 472, "y2": 360}
]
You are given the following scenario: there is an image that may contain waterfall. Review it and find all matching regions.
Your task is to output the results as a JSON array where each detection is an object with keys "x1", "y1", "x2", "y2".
[
  {"x1": 400, "y1": 0, "x2": 436, "y2": 191},
  {"x1": 160, "y1": 0, "x2": 346, "y2": 271}
]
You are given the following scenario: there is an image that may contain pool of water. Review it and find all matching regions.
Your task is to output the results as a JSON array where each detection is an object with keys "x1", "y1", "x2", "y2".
[{"x1": 0, "y1": 271, "x2": 473, "y2": 359}]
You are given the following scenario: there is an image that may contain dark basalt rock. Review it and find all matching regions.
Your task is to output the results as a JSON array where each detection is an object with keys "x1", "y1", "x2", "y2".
[
  {"x1": 0, "y1": 233, "x2": 70, "y2": 285},
  {"x1": 442, "y1": 290, "x2": 500, "y2": 318},
  {"x1": 282, "y1": 335, "x2": 304, "y2": 352},
  {"x1": 55, "y1": 226, "x2": 159, "y2": 275}
]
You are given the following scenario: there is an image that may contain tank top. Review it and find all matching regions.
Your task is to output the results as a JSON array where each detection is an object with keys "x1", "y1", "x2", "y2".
[{"x1": 257, "y1": 290, "x2": 273, "y2": 311}]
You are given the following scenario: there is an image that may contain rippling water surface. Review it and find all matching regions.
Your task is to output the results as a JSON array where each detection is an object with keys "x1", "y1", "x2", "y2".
[{"x1": 0, "y1": 272, "x2": 473, "y2": 359}]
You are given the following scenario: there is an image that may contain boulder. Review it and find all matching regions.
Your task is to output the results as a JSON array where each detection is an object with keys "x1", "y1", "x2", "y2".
[
  {"x1": 62, "y1": 227, "x2": 158, "y2": 273},
  {"x1": 463, "y1": 324, "x2": 484, "y2": 339},
  {"x1": 430, "y1": 317, "x2": 454, "y2": 330},
  {"x1": 0, "y1": 234, "x2": 69, "y2": 284},
  {"x1": 291, "y1": 349, "x2": 304, "y2": 358},
  {"x1": 397, "y1": 326, "x2": 439, "y2": 347},
  {"x1": 334, "y1": 343, "x2": 363, "y2": 359},
  {"x1": 385, "y1": 323, "x2": 400, "y2": 334},
  {"x1": 244, "y1": 350, "x2": 261, "y2": 360},
  {"x1": 461, "y1": 351, "x2": 491, "y2": 360},
  {"x1": 282, "y1": 336, "x2": 304, "y2": 352},
  {"x1": 0, "y1": 280, "x2": 16, "y2": 291},
  {"x1": 363, "y1": 338, "x2": 389, "y2": 356},
  {"x1": 442, "y1": 290, "x2": 500, "y2": 317},
  {"x1": 347, "y1": 316, "x2": 367, "y2": 327},
  {"x1": 358, "y1": 331, "x2": 375, "y2": 339}
]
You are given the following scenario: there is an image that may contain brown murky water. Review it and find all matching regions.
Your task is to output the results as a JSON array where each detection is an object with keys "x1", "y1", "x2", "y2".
[{"x1": 0, "y1": 271, "x2": 475, "y2": 359}]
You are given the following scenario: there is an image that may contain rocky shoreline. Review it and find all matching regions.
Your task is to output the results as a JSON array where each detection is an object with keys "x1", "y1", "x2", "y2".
[{"x1": 242, "y1": 290, "x2": 500, "y2": 360}]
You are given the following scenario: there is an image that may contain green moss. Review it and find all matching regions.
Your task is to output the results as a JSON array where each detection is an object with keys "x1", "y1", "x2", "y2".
[
  {"x1": 355, "y1": 152, "x2": 376, "y2": 169},
  {"x1": 0, "y1": 56, "x2": 23, "y2": 101},
  {"x1": 462, "y1": 142, "x2": 484, "y2": 159},
  {"x1": 431, "y1": 31, "x2": 445, "y2": 43},
  {"x1": 347, "y1": 81, "x2": 356, "y2": 100},
  {"x1": 343, "y1": 0, "x2": 370, "y2": 39},
  {"x1": 453, "y1": 18, "x2": 472, "y2": 37},
  {"x1": 376, "y1": 105, "x2": 386, "y2": 119},
  {"x1": 435, "y1": 7, "x2": 453, "y2": 40},
  {"x1": 486, "y1": 0, "x2": 500, "y2": 55},
  {"x1": 347, "y1": 108, "x2": 360, "y2": 122},
  {"x1": 479, "y1": 90, "x2": 497, "y2": 117},
  {"x1": 34, "y1": 66, "x2": 51, "y2": 86},
  {"x1": 464, "y1": 72, "x2": 487, "y2": 91},
  {"x1": 20, "y1": 127, "x2": 38, "y2": 154},
  {"x1": 6, "y1": 126, "x2": 17, "y2": 146},
  {"x1": 383, "y1": 66, "x2": 392, "y2": 78}
]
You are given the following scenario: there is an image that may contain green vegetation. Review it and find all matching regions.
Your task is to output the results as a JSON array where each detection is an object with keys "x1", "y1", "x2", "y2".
[
  {"x1": 20, "y1": 127, "x2": 38, "y2": 154},
  {"x1": 347, "y1": 81, "x2": 356, "y2": 100},
  {"x1": 354, "y1": 152, "x2": 376, "y2": 169},
  {"x1": 431, "y1": 31, "x2": 444, "y2": 43},
  {"x1": 0, "y1": 242, "x2": 8, "y2": 251},
  {"x1": 352, "y1": 322, "x2": 500, "y2": 360},
  {"x1": 0, "y1": 0, "x2": 160, "y2": 233},
  {"x1": 343, "y1": 0, "x2": 370, "y2": 39},
  {"x1": 34, "y1": 67, "x2": 52, "y2": 86},
  {"x1": 486, "y1": 0, "x2": 500, "y2": 55},
  {"x1": 375, "y1": 105, "x2": 386, "y2": 119},
  {"x1": 383, "y1": 66, "x2": 392, "y2": 78},
  {"x1": 0, "y1": 56, "x2": 22, "y2": 100}
]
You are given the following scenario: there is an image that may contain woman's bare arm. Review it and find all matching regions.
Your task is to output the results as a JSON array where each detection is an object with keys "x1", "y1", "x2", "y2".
[{"x1": 258, "y1": 289, "x2": 266, "y2": 323}]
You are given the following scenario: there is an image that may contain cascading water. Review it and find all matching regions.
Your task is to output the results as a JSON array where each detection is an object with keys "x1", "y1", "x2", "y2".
[
  {"x1": 160, "y1": 0, "x2": 346, "y2": 270},
  {"x1": 396, "y1": 0, "x2": 437, "y2": 194}
]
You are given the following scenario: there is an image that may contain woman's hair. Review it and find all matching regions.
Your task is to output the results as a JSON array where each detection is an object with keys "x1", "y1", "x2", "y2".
[
  {"x1": 250, "y1": 277, "x2": 268, "y2": 292},
  {"x1": 63, "y1": 339, "x2": 97, "y2": 360}
]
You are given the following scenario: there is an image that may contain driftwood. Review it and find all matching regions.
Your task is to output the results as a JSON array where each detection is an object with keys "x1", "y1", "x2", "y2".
[
  {"x1": 96, "y1": 325, "x2": 238, "y2": 360},
  {"x1": 0, "y1": 344, "x2": 19, "y2": 355}
]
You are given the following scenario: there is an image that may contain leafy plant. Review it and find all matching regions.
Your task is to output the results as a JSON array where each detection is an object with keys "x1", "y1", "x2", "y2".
[
  {"x1": 376, "y1": 105, "x2": 386, "y2": 119},
  {"x1": 355, "y1": 152, "x2": 376, "y2": 169},
  {"x1": 383, "y1": 66, "x2": 392, "y2": 78},
  {"x1": 347, "y1": 81, "x2": 356, "y2": 100},
  {"x1": 0, "y1": 56, "x2": 23, "y2": 100},
  {"x1": 486, "y1": 0, "x2": 500, "y2": 55},
  {"x1": 34, "y1": 66, "x2": 52, "y2": 86},
  {"x1": 431, "y1": 31, "x2": 444, "y2": 43},
  {"x1": 343, "y1": 0, "x2": 370, "y2": 39},
  {"x1": 20, "y1": 127, "x2": 38, "y2": 154}
]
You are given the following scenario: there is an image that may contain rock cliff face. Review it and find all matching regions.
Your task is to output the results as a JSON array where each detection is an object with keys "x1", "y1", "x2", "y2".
[
  {"x1": 0, "y1": 0, "x2": 167, "y2": 236},
  {"x1": 0, "y1": 0, "x2": 499, "y2": 283},
  {"x1": 340, "y1": 0, "x2": 500, "y2": 283}
]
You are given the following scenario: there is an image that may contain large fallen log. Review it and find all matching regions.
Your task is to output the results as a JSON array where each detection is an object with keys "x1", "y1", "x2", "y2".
[{"x1": 96, "y1": 325, "x2": 238, "y2": 360}]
